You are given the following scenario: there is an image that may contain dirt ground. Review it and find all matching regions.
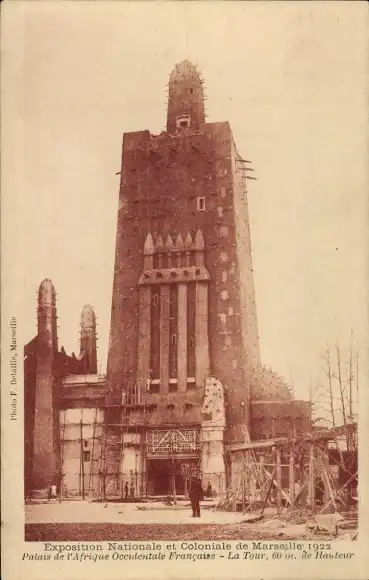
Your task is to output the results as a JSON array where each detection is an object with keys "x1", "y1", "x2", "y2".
[
  {"x1": 24, "y1": 501, "x2": 357, "y2": 542},
  {"x1": 25, "y1": 522, "x2": 307, "y2": 542}
]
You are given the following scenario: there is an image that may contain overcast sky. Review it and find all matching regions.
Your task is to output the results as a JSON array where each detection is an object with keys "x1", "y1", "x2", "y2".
[{"x1": 3, "y1": 1, "x2": 368, "y2": 401}]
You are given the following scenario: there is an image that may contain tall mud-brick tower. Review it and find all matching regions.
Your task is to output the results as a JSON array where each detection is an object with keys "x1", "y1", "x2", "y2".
[
  {"x1": 31, "y1": 279, "x2": 60, "y2": 495},
  {"x1": 107, "y1": 61, "x2": 260, "y2": 497}
]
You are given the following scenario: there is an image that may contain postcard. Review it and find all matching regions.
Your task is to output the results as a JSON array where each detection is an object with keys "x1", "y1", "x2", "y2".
[{"x1": 1, "y1": 1, "x2": 368, "y2": 579}]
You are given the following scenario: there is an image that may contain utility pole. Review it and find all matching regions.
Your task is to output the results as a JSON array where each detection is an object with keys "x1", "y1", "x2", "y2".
[
  {"x1": 356, "y1": 347, "x2": 359, "y2": 416},
  {"x1": 80, "y1": 418, "x2": 85, "y2": 500},
  {"x1": 348, "y1": 331, "x2": 354, "y2": 450},
  {"x1": 171, "y1": 441, "x2": 177, "y2": 505},
  {"x1": 349, "y1": 332, "x2": 353, "y2": 420},
  {"x1": 336, "y1": 344, "x2": 347, "y2": 427}
]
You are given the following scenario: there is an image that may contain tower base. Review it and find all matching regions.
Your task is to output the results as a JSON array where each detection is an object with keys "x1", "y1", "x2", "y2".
[{"x1": 201, "y1": 422, "x2": 226, "y2": 496}]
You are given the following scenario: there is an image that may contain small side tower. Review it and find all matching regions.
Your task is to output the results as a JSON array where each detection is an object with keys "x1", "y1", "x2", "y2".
[
  {"x1": 167, "y1": 60, "x2": 205, "y2": 134},
  {"x1": 32, "y1": 278, "x2": 60, "y2": 493},
  {"x1": 80, "y1": 305, "x2": 98, "y2": 374}
]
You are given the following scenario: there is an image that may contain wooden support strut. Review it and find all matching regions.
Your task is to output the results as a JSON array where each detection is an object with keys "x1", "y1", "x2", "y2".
[
  {"x1": 241, "y1": 452, "x2": 246, "y2": 513},
  {"x1": 89, "y1": 406, "x2": 98, "y2": 493},
  {"x1": 260, "y1": 467, "x2": 277, "y2": 516},
  {"x1": 59, "y1": 411, "x2": 66, "y2": 502},
  {"x1": 99, "y1": 418, "x2": 107, "y2": 501},
  {"x1": 289, "y1": 446, "x2": 295, "y2": 509},
  {"x1": 276, "y1": 447, "x2": 282, "y2": 514},
  {"x1": 80, "y1": 418, "x2": 85, "y2": 500},
  {"x1": 231, "y1": 456, "x2": 238, "y2": 512},
  {"x1": 321, "y1": 442, "x2": 331, "y2": 506},
  {"x1": 319, "y1": 471, "x2": 358, "y2": 514},
  {"x1": 263, "y1": 466, "x2": 291, "y2": 505},
  {"x1": 307, "y1": 442, "x2": 315, "y2": 514}
]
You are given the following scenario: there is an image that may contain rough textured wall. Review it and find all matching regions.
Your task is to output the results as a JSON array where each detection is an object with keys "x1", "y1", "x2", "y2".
[
  {"x1": 24, "y1": 342, "x2": 37, "y2": 496},
  {"x1": 231, "y1": 143, "x2": 260, "y2": 370},
  {"x1": 80, "y1": 305, "x2": 98, "y2": 374},
  {"x1": 250, "y1": 365, "x2": 293, "y2": 401},
  {"x1": 32, "y1": 280, "x2": 60, "y2": 491},
  {"x1": 251, "y1": 400, "x2": 312, "y2": 440},
  {"x1": 107, "y1": 122, "x2": 260, "y2": 440},
  {"x1": 167, "y1": 61, "x2": 205, "y2": 134}
]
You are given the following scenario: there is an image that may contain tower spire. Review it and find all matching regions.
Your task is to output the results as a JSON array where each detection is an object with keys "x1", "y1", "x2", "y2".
[
  {"x1": 80, "y1": 305, "x2": 97, "y2": 374},
  {"x1": 167, "y1": 60, "x2": 205, "y2": 134},
  {"x1": 32, "y1": 278, "x2": 59, "y2": 493}
]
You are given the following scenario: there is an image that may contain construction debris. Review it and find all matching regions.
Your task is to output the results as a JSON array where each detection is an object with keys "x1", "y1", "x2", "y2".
[
  {"x1": 215, "y1": 422, "x2": 358, "y2": 527},
  {"x1": 306, "y1": 512, "x2": 345, "y2": 536}
]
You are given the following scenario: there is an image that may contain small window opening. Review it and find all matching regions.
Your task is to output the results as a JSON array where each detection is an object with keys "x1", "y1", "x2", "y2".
[
  {"x1": 197, "y1": 197, "x2": 206, "y2": 211},
  {"x1": 83, "y1": 451, "x2": 91, "y2": 462},
  {"x1": 176, "y1": 115, "x2": 190, "y2": 129},
  {"x1": 190, "y1": 87, "x2": 194, "y2": 94},
  {"x1": 152, "y1": 294, "x2": 159, "y2": 306},
  {"x1": 84, "y1": 440, "x2": 88, "y2": 448},
  {"x1": 171, "y1": 334, "x2": 177, "y2": 346}
]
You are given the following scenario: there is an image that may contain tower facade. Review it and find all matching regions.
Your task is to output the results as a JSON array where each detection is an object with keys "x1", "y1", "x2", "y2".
[{"x1": 107, "y1": 61, "x2": 260, "y2": 494}]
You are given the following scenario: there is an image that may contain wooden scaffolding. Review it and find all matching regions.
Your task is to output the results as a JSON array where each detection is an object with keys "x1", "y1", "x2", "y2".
[{"x1": 217, "y1": 423, "x2": 358, "y2": 515}]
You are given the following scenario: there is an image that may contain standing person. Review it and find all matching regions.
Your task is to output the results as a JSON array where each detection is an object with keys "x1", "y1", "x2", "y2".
[
  {"x1": 206, "y1": 482, "x2": 213, "y2": 498},
  {"x1": 189, "y1": 476, "x2": 203, "y2": 517},
  {"x1": 130, "y1": 483, "x2": 135, "y2": 498},
  {"x1": 50, "y1": 484, "x2": 57, "y2": 499},
  {"x1": 124, "y1": 481, "x2": 129, "y2": 499}
]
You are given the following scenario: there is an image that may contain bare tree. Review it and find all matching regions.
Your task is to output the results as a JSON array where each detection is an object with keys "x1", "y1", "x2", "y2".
[
  {"x1": 312, "y1": 339, "x2": 358, "y2": 453},
  {"x1": 313, "y1": 349, "x2": 336, "y2": 428},
  {"x1": 336, "y1": 343, "x2": 347, "y2": 427}
]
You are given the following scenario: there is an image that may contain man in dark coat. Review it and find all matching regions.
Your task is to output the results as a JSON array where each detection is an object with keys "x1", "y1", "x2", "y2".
[{"x1": 189, "y1": 476, "x2": 203, "y2": 517}]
